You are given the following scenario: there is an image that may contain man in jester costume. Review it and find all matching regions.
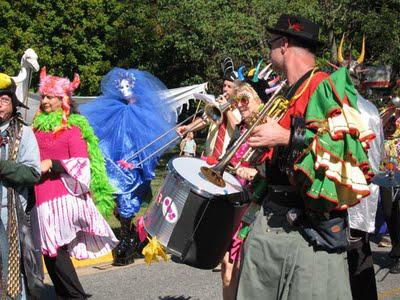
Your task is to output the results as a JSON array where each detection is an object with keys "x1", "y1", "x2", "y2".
[
  {"x1": 236, "y1": 15, "x2": 375, "y2": 299},
  {"x1": 80, "y1": 68, "x2": 177, "y2": 265}
]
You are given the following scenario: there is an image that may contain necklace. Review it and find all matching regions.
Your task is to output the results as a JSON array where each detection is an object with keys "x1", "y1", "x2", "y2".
[{"x1": 288, "y1": 67, "x2": 318, "y2": 105}]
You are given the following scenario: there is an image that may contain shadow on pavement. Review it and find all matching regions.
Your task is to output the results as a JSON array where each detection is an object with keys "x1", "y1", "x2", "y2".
[
  {"x1": 159, "y1": 296, "x2": 192, "y2": 300},
  {"x1": 37, "y1": 284, "x2": 56, "y2": 300},
  {"x1": 373, "y1": 250, "x2": 396, "y2": 269}
]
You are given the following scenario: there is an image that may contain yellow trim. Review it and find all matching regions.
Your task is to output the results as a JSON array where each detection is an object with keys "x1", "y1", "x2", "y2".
[
  {"x1": 290, "y1": 67, "x2": 318, "y2": 104},
  {"x1": 42, "y1": 252, "x2": 114, "y2": 273},
  {"x1": 378, "y1": 287, "x2": 400, "y2": 299}
]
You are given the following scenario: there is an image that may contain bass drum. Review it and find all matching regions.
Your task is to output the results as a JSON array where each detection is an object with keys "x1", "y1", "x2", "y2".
[{"x1": 144, "y1": 156, "x2": 248, "y2": 269}]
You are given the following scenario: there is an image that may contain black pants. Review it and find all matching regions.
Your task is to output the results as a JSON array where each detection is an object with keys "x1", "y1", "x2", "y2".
[
  {"x1": 347, "y1": 229, "x2": 378, "y2": 300},
  {"x1": 44, "y1": 246, "x2": 87, "y2": 299},
  {"x1": 380, "y1": 187, "x2": 400, "y2": 257}
]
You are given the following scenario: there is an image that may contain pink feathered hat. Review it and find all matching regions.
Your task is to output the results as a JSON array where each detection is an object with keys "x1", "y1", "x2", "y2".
[
  {"x1": 39, "y1": 66, "x2": 80, "y2": 97},
  {"x1": 39, "y1": 67, "x2": 80, "y2": 131}
]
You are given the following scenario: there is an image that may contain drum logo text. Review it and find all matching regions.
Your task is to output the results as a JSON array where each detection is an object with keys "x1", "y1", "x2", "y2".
[{"x1": 162, "y1": 197, "x2": 178, "y2": 223}]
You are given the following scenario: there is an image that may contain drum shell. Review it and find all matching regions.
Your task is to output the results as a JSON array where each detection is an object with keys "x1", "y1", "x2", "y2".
[{"x1": 169, "y1": 189, "x2": 247, "y2": 269}]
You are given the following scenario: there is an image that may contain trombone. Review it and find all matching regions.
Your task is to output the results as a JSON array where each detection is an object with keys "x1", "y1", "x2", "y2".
[
  {"x1": 124, "y1": 93, "x2": 237, "y2": 168},
  {"x1": 125, "y1": 61, "x2": 280, "y2": 169},
  {"x1": 203, "y1": 95, "x2": 238, "y2": 125},
  {"x1": 229, "y1": 92, "x2": 289, "y2": 171},
  {"x1": 201, "y1": 80, "x2": 288, "y2": 187}
]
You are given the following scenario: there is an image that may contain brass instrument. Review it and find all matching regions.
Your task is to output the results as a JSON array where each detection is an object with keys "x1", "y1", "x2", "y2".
[
  {"x1": 203, "y1": 97, "x2": 237, "y2": 125},
  {"x1": 125, "y1": 63, "x2": 279, "y2": 168},
  {"x1": 123, "y1": 93, "x2": 236, "y2": 167},
  {"x1": 230, "y1": 93, "x2": 289, "y2": 170},
  {"x1": 201, "y1": 81, "x2": 287, "y2": 187}
]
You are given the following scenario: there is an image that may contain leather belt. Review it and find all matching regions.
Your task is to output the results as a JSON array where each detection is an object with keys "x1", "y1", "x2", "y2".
[{"x1": 267, "y1": 185, "x2": 303, "y2": 209}]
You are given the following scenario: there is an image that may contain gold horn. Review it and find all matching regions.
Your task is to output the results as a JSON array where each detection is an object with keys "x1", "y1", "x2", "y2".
[
  {"x1": 357, "y1": 35, "x2": 366, "y2": 65},
  {"x1": 338, "y1": 34, "x2": 345, "y2": 64},
  {"x1": 204, "y1": 97, "x2": 237, "y2": 125},
  {"x1": 200, "y1": 81, "x2": 287, "y2": 187},
  {"x1": 228, "y1": 95, "x2": 289, "y2": 172}
]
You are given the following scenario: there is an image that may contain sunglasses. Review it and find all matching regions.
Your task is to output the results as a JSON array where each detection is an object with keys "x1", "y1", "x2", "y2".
[
  {"x1": 267, "y1": 36, "x2": 284, "y2": 48},
  {"x1": 235, "y1": 94, "x2": 250, "y2": 106}
]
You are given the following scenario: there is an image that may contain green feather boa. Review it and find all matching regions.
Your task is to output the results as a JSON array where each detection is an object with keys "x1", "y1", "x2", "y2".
[{"x1": 32, "y1": 111, "x2": 115, "y2": 217}]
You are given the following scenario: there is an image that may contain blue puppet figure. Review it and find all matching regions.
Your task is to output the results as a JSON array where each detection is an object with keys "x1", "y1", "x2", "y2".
[{"x1": 80, "y1": 68, "x2": 177, "y2": 265}]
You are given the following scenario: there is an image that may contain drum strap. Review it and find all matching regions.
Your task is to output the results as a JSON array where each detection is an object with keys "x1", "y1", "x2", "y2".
[
  {"x1": 224, "y1": 190, "x2": 250, "y2": 205},
  {"x1": 180, "y1": 190, "x2": 249, "y2": 259},
  {"x1": 181, "y1": 200, "x2": 212, "y2": 258}
]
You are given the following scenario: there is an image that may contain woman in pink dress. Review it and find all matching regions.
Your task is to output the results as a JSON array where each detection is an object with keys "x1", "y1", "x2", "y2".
[{"x1": 33, "y1": 67, "x2": 118, "y2": 299}]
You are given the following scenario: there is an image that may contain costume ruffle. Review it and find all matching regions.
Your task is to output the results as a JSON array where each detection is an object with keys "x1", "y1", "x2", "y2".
[
  {"x1": 32, "y1": 112, "x2": 115, "y2": 216},
  {"x1": 36, "y1": 194, "x2": 119, "y2": 259},
  {"x1": 294, "y1": 67, "x2": 374, "y2": 212},
  {"x1": 60, "y1": 157, "x2": 91, "y2": 196}
]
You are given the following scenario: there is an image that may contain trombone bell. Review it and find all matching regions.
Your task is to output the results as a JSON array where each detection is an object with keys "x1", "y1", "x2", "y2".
[
  {"x1": 204, "y1": 101, "x2": 232, "y2": 125},
  {"x1": 204, "y1": 104, "x2": 224, "y2": 125},
  {"x1": 200, "y1": 166, "x2": 226, "y2": 187}
]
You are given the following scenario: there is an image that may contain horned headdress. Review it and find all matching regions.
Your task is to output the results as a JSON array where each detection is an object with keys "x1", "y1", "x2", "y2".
[
  {"x1": 39, "y1": 66, "x2": 80, "y2": 131},
  {"x1": 337, "y1": 34, "x2": 366, "y2": 77}
]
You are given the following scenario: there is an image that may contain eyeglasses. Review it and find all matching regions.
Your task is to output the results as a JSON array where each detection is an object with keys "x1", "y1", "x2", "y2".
[
  {"x1": 267, "y1": 36, "x2": 284, "y2": 48},
  {"x1": 235, "y1": 95, "x2": 250, "y2": 106},
  {"x1": 0, "y1": 96, "x2": 12, "y2": 105}
]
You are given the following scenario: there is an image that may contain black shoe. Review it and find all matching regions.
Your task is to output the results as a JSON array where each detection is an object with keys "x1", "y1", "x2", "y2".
[
  {"x1": 112, "y1": 217, "x2": 135, "y2": 266},
  {"x1": 390, "y1": 258, "x2": 400, "y2": 274},
  {"x1": 131, "y1": 224, "x2": 147, "y2": 259},
  {"x1": 112, "y1": 241, "x2": 135, "y2": 266}
]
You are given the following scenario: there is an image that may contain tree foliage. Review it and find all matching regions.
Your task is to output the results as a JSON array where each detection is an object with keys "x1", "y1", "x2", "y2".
[{"x1": 0, "y1": 0, "x2": 398, "y2": 95}]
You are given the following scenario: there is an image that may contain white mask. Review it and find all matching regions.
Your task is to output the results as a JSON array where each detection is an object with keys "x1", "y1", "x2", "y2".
[{"x1": 119, "y1": 79, "x2": 134, "y2": 100}]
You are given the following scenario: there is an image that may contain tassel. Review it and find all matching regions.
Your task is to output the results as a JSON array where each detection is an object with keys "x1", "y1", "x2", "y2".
[{"x1": 142, "y1": 236, "x2": 168, "y2": 265}]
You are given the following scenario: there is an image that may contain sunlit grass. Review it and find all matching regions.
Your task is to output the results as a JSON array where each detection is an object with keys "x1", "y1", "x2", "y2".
[{"x1": 105, "y1": 142, "x2": 189, "y2": 229}]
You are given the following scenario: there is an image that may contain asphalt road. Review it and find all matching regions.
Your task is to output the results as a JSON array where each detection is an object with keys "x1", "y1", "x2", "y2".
[
  {"x1": 39, "y1": 242, "x2": 400, "y2": 300},
  {"x1": 371, "y1": 243, "x2": 400, "y2": 299},
  {"x1": 40, "y1": 259, "x2": 221, "y2": 300}
]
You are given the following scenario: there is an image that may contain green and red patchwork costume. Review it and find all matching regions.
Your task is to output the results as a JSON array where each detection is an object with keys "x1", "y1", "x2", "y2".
[
  {"x1": 237, "y1": 67, "x2": 374, "y2": 300},
  {"x1": 293, "y1": 67, "x2": 374, "y2": 212}
]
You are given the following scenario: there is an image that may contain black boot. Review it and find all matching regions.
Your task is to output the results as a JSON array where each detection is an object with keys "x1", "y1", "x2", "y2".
[
  {"x1": 130, "y1": 224, "x2": 144, "y2": 259},
  {"x1": 130, "y1": 224, "x2": 151, "y2": 259},
  {"x1": 390, "y1": 258, "x2": 400, "y2": 274},
  {"x1": 112, "y1": 217, "x2": 135, "y2": 266}
]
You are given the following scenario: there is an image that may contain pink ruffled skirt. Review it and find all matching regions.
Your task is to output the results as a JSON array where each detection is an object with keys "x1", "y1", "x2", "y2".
[{"x1": 37, "y1": 193, "x2": 119, "y2": 259}]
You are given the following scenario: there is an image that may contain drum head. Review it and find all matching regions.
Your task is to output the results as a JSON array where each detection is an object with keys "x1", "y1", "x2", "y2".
[{"x1": 170, "y1": 157, "x2": 242, "y2": 195}]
